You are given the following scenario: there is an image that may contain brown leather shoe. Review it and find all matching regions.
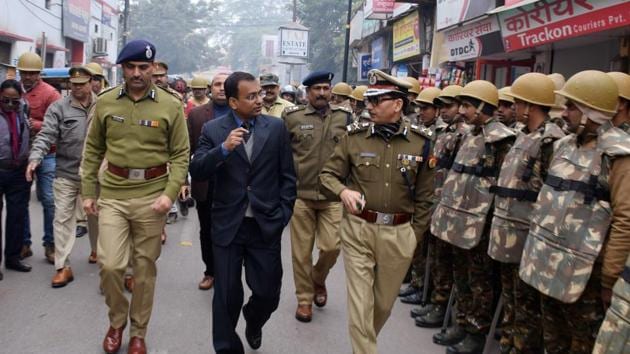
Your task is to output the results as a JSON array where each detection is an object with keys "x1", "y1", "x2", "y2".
[
  {"x1": 51, "y1": 267, "x2": 74, "y2": 288},
  {"x1": 198, "y1": 275, "x2": 214, "y2": 290},
  {"x1": 314, "y1": 282, "x2": 328, "y2": 307},
  {"x1": 295, "y1": 304, "x2": 313, "y2": 323},
  {"x1": 127, "y1": 336, "x2": 146, "y2": 354},
  {"x1": 20, "y1": 245, "x2": 33, "y2": 259},
  {"x1": 88, "y1": 251, "x2": 97, "y2": 264},
  {"x1": 102, "y1": 324, "x2": 125, "y2": 354},
  {"x1": 124, "y1": 275, "x2": 134, "y2": 293},
  {"x1": 44, "y1": 245, "x2": 54, "y2": 264},
  {"x1": 161, "y1": 229, "x2": 166, "y2": 245}
]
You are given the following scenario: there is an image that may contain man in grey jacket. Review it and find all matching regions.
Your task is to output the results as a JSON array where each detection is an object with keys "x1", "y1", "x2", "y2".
[{"x1": 26, "y1": 66, "x2": 96, "y2": 287}]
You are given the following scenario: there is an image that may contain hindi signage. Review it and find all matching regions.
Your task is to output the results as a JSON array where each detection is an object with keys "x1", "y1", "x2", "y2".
[
  {"x1": 359, "y1": 53, "x2": 372, "y2": 81},
  {"x1": 444, "y1": 16, "x2": 503, "y2": 61},
  {"x1": 393, "y1": 11, "x2": 421, "y2": 62},
  {"x1": 365, "y1": 0, "x2": 396, "y2": 20},
  {"x1": 63, "y1": 0, "x2": 90, "y2": 42},
  {"x1": 498, "y1": 0, "x2": 630, "y2": 52},
  {"x1": 437, "y1": 0, "x2": 495, "y2": 30}
]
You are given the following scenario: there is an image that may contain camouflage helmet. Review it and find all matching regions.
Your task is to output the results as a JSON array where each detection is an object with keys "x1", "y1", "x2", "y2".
[
  {"x1": 350, "y1": 85, "x2": 368, "y2": 101},
  {"x1": 414, "y1": 87, "x2": 441, "y2": 106},
  {"x1": 607, "y1": 72, "x2": 630, "y2": 101},
  {"x1": 190, "y1": 76, "x2": 209, "y2": 89},
  {"x1": 507, "y1": 73, "x2": 555, "y2": 107},
  {"x1": 331, "y1": 82, "x2": 352, "y2": 97},
  {"x1": 434, "y1": 85, "x2": 463, "y2": 105},
  {"x1": 555, "y1": 70, "x2": 618, "y2": 114},
  {"x1": 458, "y1": 80, "x2": 499, "y2": 108},
  {"x1": 17, "y1": 52, "x2": 43, "y2": 71},
  {"x1": 403, "y1": 77, "x2": 421, "y2": 95},
  {"x1": 498, "y1": 87, "x2": 514, "y2": 104}
]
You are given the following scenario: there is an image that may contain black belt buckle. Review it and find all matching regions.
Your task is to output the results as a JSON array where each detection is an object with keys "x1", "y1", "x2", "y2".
[
  {"x1": 474, "y1": 165, "x2": 484, "y2": 176},
  {"x1": 453, "y1": 164, "x2": 463, "y2": 173},
  {"x1": 559, "y1": 179, "x2": 572, "y2": 191}
]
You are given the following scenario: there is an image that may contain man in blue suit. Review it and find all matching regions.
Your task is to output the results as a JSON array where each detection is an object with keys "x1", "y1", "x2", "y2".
[{"x1": 189, "y1": 71, "x2": 296, "y2": 354}]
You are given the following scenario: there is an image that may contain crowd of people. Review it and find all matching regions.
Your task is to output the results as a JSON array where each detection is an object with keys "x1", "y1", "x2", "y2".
[{"x1": 1, "y1": 38, "x2": 629, "y2": 354}]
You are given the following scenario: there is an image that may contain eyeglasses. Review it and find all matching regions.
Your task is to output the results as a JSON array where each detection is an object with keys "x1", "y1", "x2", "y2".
[
  {"x1": 0, "y1": 97, "x2": 21, "y2": 106},
  {"x1": 364, "y1": 96, "x2": 397, "y2": 106},
  {"x1": 244, "y1": 91, "x2": 266, "y2": 101}
]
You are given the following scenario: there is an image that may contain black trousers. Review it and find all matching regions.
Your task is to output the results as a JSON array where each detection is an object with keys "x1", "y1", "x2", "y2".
[
  {"x1": 195, "y1": 199, "x2": 214, "y2": 276},
  {"x1": 212, "y1": 218, "x2": 282, "y2": 354},
  {"x1": 0, "y1": 167, "x2": 31, "y2": 265}
]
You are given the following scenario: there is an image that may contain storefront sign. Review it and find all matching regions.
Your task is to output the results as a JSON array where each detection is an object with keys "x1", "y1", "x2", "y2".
[
  {"x1": 444, "y1": 16, "x2": 502, "y2": 61},
  {"x1": 371, "y1": 37, "x2": 384, "y2": 69},
  {"x1": 437, "y1": 0, "x2": 495, "y2": 30},
  {"x1": 63, "y1": 0, "x2": 90, "y2": 42},
  {"x1": 393, "y1": 11, "x2": 421, "y2": 62},
  {"x1": 102, "y1": 3, "x2": 115, "y2": 27},
  {"x1": 280, "y1": 28, "x2": 309, "y2": 58},
  {"x1": 365, "y1": 0, "x2": 396, "y2": 20},
  {"x1": 359, "y1": 53, "x2": 372, "y2": 81},
  {"x1": 498, "y1": 0, "x2": 630, "y2": 52}
]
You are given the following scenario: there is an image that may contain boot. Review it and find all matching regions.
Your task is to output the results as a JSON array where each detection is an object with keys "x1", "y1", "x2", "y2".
[
  {"x1": 410, "y1": 303, "x2": 435, "y2": 318},
  {"x1": 415, "y1": 304, "x2": 445, "y2": 328},
  {"x1": 433, "y1": 325, "x2": 466, "y2": 346},
  {"x1": 446, "y1": 333, "x2": 485, "y2": 354},
  {"x1": 399, "y1": 284, "x2": 417, "y2": 297},
  {"x1": 400, "y1": 289, "x2": 423, "y2": 305},
  {"x1": 20, "y1": 245, "x2": 33, "y2": 259},
  {"x1": 44, "y1": 245, "x2": 54, "y2": 264}
]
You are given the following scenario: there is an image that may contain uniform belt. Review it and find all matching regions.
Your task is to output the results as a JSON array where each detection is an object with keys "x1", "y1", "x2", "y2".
[
  {"x1": 358, "y1": 209, "x2": 411, "y2": 226},
  {"x1": 489, "y1": 186, "x2": 539, "y2": 202},
  {"x1": 622, "y1": 266, "x2": 630, "y2": 284},
  {"x1": 452, "y1": 162, "x2": 497, "y2": 177},
  {"x1": 436, "y1": 156, "x2": 453, "y2": 170},
  {"x1": 544, "y1": 175, "x2": 610, "y2": 203},
  {"x1": 107, "y1": 162, "x2": 167, "y2": 181},
  {"x1": 0, "y1": 159, "x2": 27, "y2": 170}
]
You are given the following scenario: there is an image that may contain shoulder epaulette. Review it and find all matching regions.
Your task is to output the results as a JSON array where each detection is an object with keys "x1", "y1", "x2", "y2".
[
  {"x1": 541, "y1": 122, "x2": 566, "y2": 144},
  {"x1": 97, "y1": 85, "x2": 120, "y2": 97},
  {"x1": 157, "y1": 86, "x2": 183, "y2": 101},
  {"x1": 410, "y1": 123, "x2": 433, "y2": 140},
  {"x1": 284, "y1": 105, "x2": 306, "y2": 115},
  {"x1": 483, "y1": 119, "x2": 516, "y2": 143},
  {"x1": 331, "y1": 105, "x2": 353, "y2": 114},
  {"x1": 346, "y1": 121, "x2": 371, "y2": 134}
]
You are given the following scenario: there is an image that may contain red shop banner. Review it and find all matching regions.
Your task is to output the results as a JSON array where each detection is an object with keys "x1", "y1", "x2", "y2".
[{"x1": 498, "y1": 0, "x2": 630, "y2": 52}]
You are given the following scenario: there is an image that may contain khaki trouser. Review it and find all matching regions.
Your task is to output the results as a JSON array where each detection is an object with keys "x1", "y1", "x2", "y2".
[
  {"x1": 290, "y1": 198, "x2": 342, "y2": 305},
  {"x1": 53, "y1": 178, "x2": 81, "y2": 270},
  {"x1": 98, "y1": 192, "x2": 165, "y2": 338},
  {"x1": 75, "y1": 193, "x2": 100, "y2": 252},
  {"x1": 341, "y1": 213, "x2": 416, "y2": 354},
  {"x1": 75, "y1": 195, "x2": 87, "y2": 227}
]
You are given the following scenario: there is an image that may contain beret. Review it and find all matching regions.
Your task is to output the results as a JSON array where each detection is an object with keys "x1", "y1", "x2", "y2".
[
  {"x1": 302, "y1": 70, "x2": 334, "y2": 87},
  {"x1": 116, "y1": 39, "x2": 156, "y2": 64}
]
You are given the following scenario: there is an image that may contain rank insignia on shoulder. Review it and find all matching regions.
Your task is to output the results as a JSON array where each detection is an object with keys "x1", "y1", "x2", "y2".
[
  {"x1": 347, "y1": 121, "x2": 370, "y2": 134},
  {"x1": 139, "y1": 119, "x2": 159, "y2": 128},
  {"x1": 428, "y1": 155, "x2": 438, "y2": 169}
]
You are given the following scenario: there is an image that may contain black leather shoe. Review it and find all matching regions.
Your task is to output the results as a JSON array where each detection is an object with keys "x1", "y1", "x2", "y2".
[
  {"x1": 446, "y1": 333, "x2": 485, "y2": 354},
  {"x1": 0, "y1": 270, "x2": 3, "y2": 280},
  {"x1": 399, "y1": 284, "x2": 418, "y2": 297},
  {"x1": 6, "y1": 260, "x2": 32, "y2": 272},
  {"x1": 415, "y1": 305, "x2": 445, "y2": 328},
  {"x1": 433, "y1": 325, "x2": 466, "y2": 346},
  {"x1": 410, "y1": 303, "x2": 435, "y2": 318},
  {"x1": 75, "y1": 225, "x2": 88, "y2": 238},
  {"x1": 245, "y1": 323, "x2": 262, "y2": 350},
  {"x1": 400, "y1": 290, "x2": 423, "y2": 305}
]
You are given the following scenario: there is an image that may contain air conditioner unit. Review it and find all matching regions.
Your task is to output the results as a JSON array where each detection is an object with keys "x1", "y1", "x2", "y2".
[{"x1": 93, "y1": 38, "x2": 108, "y2": 54}]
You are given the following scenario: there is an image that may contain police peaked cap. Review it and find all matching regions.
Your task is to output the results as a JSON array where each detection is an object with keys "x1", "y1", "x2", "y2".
[
  {"x1": 116, "y1": 39, "x2": 156, "y2": 64},
  {"x1": 302, "y1": 71, "x2": 334, "y2": 87}
]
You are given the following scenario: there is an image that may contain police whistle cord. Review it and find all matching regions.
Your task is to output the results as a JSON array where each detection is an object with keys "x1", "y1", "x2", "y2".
[
  {"x1": 482, "y1": 296, "x2": 504, "y2": 354},
  {"x1": 400, "y1": 167, "x2": 415, "y2": 201}
]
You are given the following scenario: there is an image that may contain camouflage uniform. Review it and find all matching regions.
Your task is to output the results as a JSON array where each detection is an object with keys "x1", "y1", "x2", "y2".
[
  {"x1": 431, "y1": 117, "x2": 515, "y2": 335},
  {"x1": 520, "y1": 126, "x2": 630, "y2": 353},
  {"x1": 487, "y1": 122, "x2": 564, "y2": 352}
]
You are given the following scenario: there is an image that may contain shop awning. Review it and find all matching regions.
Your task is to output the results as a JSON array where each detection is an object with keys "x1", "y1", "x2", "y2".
[
  {"x1": 36, "y1": 42, "x2": 69, "y2": 52},
  {"x1": 488, "y1": 0, "x2": 541, "y2": 14},
  {"x1": 0, "y1": 30, "x2": 33, "y2": 42}
]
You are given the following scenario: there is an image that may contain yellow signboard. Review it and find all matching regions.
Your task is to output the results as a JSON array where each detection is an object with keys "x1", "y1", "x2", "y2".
[{"x1": 393, "y1": 11, "x2": 420, "y2": 62}]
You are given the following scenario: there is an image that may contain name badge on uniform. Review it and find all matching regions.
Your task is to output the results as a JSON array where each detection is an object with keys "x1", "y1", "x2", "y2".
[
  {"x1": 397, "y1": 153, "x2": 422, "y2": 167},
  {"x1": 300, "y1": 124, "x2": 314, "y2": 130},
  {"x1": 139, "y1": 119, "x2": 160, "y2": 128},
  {"x1": 111, "y1": 115, "x2": 125, "y2": 123},
  {"x1": 360, "y1": 152, "x2": 377, "y2": 158}
]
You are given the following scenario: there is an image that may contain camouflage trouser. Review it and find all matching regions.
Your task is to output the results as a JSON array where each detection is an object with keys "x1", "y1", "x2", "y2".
[
  {"x1": 431, "y1": 236, "x2": 453, "y2": 305},
  {"x1": 500, "y1": 262, "x2": 543, "y2": 353},
  {"x1": 452, "y1": 244, "x2": 473, "y2": 327},
  {"x1": 409, "y1": 233, "x2": 432, "y2": 289},
  {"x1": 593, "y1": 285, "x2": 630, "y2": 354},
  {"x1": 540, "y1": 270, "x2": 604, "y2": 354},
  {"x1": 465, "y1": 231, "x2": 496, "y2": 334}
]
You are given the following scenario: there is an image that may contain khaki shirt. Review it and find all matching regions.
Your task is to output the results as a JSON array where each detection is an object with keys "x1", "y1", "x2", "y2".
[
  {"x1": 262, "y1": 97, "x2": 295, "y2": 118},
  {"x1": 319, "y1": 119, "x2": 435, "y2": 238},
  {"x1": 282, "y1": 103, "x2": 352, "y2": 200},
  {"x1": 81, "y1": 84, "x2": 190, "y2": 202}
]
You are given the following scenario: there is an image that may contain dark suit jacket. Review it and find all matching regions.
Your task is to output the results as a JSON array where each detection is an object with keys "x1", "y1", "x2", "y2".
[
  {"x1": 188, "y1": 102, "x2": 214, "y2": 202},
  {"x1": 189, "y1": 111, "x2": 297, "y2": 247}
]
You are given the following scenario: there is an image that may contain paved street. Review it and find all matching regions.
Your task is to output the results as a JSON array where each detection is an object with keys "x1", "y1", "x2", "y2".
[{"x1": 0, "y1": 194, "x2": 446, "y2": 354}]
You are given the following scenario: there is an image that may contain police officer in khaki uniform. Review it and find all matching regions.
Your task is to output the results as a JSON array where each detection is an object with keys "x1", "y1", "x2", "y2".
[
  {"x1": 260, "y1": 73, "x2": 294, "y2": 118},
  {"x1": 319, "y1": 69, "x2": 434, "y2": 354},
  {"x1": 331, "y1": 82, "x2": 353, "y2": 111},
  {"x1": 81, "y1": 39, "x2": 190, "y2": 354},
  {"x1": 349, "y1": 85, "x2": 370, "y2": 123},
  {"x1": 282, "y1": 71, "x2": 352, "y2": 322}
]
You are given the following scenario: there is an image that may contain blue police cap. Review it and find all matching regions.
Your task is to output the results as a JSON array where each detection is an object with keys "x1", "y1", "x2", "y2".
[
  {"x1": 116, "y1": 39, "x2": 156, "y2": 64},
  {"x1": 302, "y1": 71, "x2": 334, "y2": 87}
]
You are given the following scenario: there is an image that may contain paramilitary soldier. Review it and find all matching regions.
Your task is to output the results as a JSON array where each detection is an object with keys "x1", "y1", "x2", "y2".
[
  {"x1": 593, "y1": 71, "x2": 630, "y2": 354},
  {"x1": 319, "y1": 69, "x2": 434, "y2": 354},
  {"x1": 81, "y1": 39, "x2": 190, "y2": 354},
  {"x1": 399, "y1": 86, "x2": 443, "y2": 306},
  {"x1": 431, "y1": 80, "x2": 516, "y2": 354},
  {"x1": 497, "y1": 87, "x2": 520, "y2": 130},
  {"x1": 487, "y1": 73, "x2": 565, "y2": 353},
  {"x1": 349, "y1": 85, "x2": 370, "y2": 123},
  {"x1": 412, "y1": 85, "x2": 470, "y2": 332},
  {"x1": 518, "y1": 70, "x2": 630, "y2": 354},
  {"x1": 282, "y1": 71, "x2": 352, "y2": 323}
]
